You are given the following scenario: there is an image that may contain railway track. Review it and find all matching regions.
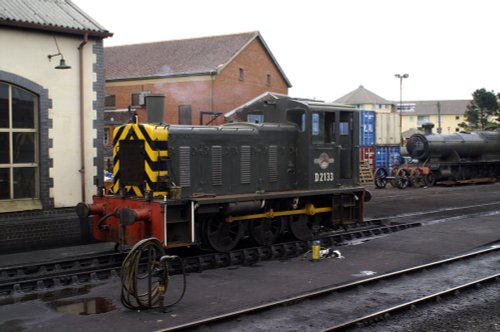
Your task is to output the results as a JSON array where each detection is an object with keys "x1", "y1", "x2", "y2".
[
  {"x1": 2, "y1": 200, "x2": 499, "y2": 297},
  {"x1": 366, "y1": 201, "x2": 500, "y2": 225},
  {"x1": 0, "y1": 222, "x2": 419, "y2": 296},
  {"x1": 157, "y1": 245, "x2": 500, "y2": 331}
]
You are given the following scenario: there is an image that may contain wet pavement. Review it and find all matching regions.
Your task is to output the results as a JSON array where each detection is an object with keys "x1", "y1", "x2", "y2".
[{"x1": 0, "y1": 182, "x2": 499, "y2": 331}]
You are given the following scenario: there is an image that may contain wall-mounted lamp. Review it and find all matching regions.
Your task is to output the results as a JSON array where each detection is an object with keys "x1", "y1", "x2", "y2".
[{"x1": 48, "y1": 35, "x2": 71, "y2": 70}]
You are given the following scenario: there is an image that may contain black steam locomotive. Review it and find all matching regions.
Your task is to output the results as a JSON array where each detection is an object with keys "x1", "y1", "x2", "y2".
[
  {"x1": 77, "y1": 97, "x2": 370, "y2": 252},
  {"x1": 406, "y1": 123, "x2": 500, "y2": 183}
]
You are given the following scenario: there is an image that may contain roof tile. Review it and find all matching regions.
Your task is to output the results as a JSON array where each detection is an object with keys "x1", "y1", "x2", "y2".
[
  {"x1": 104, "y1": 31, "x2": 291, "y2": 88},
  {"x1": 105, "y1": 32, "x2": 259, "y2": 80}
]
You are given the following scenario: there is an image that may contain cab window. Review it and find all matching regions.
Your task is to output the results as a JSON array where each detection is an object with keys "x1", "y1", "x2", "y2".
[
  {"x1": 247, "y1": 114, "x2": 264, "y2": 123},
  {"x1": 312, "y1": 113, "x2": 324, "y2": 143},
  {"x1": 312, "y1": 112, "x2": 336, "y2": 144},
  {"x1": 287, "y1": 109, "x2": 306, "y2": 132},
  {"x1": 339, "y1": 122, "x2": 349, "y2": 135}
]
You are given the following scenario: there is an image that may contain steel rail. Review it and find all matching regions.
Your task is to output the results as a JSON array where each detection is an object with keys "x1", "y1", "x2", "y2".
[
  {"x1": 173, "y1": 222, "x2": 420, "y2": 273},
  {"x1": 0, "y1": 222, "x2": 420, "y2": 296},
  {"x1": 0, "y1": 251, "x2": 125, "y2": 280},
  {"x1": 324, "y1": 273, "x2": 500, "y2": 331},
  {"x1": 5, "y1": 266, "x2": 121, "y2": 294},
  {"x1": 365, "y1": 201, "x2": 500, "y2": 222},
  {"x1": 158, "y1": 246, "x2": 499, "y2": 332}
]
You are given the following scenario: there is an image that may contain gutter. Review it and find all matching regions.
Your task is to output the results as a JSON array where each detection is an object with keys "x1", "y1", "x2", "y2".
[
  {"x1": 106, "y1": 71, "x2": 215, "y2": 83},
  {"x1": 78, "y1": 33, "x2": 88, "y2": 202}
]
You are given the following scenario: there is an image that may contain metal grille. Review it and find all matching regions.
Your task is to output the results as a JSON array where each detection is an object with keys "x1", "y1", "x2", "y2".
[
  {"x1": 268, "y1": 145, "x2": 278, "y2": 182},
  {"x1": 179, "y1": 146, "x2": 191, "y2": 187},
  {"x1": 211, "y1": 146, "x2": 222, "y2": 186},
  {"x1": 240, "y1": 145, "x2": 251, "y2": 184}
]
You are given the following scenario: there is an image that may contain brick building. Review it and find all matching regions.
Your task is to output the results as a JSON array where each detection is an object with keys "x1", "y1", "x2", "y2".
[{"x1": 104, "y1": 31, "x2": 291, "y2": 129}]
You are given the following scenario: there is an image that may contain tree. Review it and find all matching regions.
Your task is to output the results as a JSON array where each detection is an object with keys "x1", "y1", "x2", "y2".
[
  {"x1": 459, "y1": 88, "x2": 499, "y2": 131},
  {"x1": 497, "y1": 92, "x2": 500, "y2": 123}
]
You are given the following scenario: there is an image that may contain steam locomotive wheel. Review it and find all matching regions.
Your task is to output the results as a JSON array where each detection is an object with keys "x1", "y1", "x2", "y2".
[
  {"x1": 410, "y1": 168, "x2": 425, "y2": 187},
  {"x1": 288, "y1": 215, "x2": 314, "y2": 241},
  {"x1": 395, "y1": 169, "x2": 410, "y2": 189},
  {"x1": 202, "y1": 216, "x2": 244, "y2": 252},
  {"x1": 374, "y1": 168, "x2": 388, "y2": 189},
  {"x1": 425, "y1": 172, "x2": 436, "y2": 187},
  {"x1": 248, "y1": 218, "x2": 284, "y2": 246}
]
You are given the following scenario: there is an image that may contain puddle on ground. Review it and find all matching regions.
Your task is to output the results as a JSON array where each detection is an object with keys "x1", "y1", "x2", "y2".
[
  {"x1": 0, "y1": 285, "x2": 92, "y2": 306},
  {"x1": 47, "y1": 297, "x2": 116, "y2": 315},
  {"x1": 1, "y1": 285, "x2": 116, "y2": 315}
]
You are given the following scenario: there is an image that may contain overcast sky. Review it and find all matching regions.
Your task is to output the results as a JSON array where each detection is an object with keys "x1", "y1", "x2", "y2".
[{"x1": 73, "y1": 0, "x2": 499, "y2": 102}]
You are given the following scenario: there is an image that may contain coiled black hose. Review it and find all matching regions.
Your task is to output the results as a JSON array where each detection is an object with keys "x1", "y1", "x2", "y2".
[{"x1": 120, "y1": 237, "x2": 186, "y2": 311}]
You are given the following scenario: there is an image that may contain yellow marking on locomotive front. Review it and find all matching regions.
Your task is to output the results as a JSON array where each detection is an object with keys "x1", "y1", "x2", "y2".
[
  {"x1": 225, "y1": 203, "x2": 332, "y2": 223},
  {"x1": 131, "y1": 186, "x2": 142, "y2": 197},
  {"x1": 144, "y1": 124, "x2": 168, "y2": 140},
  {"x1": 110, "y1": 122, "x2": 170, "y2": 197},
  {"x1": 145, "y1": 162, "x2": 168, "y2": 180},
  {"x1": 112, "y1": 159, "x2": 120, "y2": 174},
  {"x1": 111, "y1": 179, "x2": 119, "y2": 194},
  {"x1": 115, "y1": 124, "x2": 134, "y2": 141},
  {"x1": 111, "y1": 160, "x2": 120, "y2": 193}
]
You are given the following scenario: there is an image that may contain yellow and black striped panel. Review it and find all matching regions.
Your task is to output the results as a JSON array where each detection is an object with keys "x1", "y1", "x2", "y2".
[{"x1": 112, "y1": 123, "x2": 168, "y2": 197}]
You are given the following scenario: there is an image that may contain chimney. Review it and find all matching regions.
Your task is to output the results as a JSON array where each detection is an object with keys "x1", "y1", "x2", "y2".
[
  {"x1": 145, "y1": 94, "x2": 165, "y2": 123},
  {"x1": 421, "y1": 122, "x2": 435, "y2": 135}
]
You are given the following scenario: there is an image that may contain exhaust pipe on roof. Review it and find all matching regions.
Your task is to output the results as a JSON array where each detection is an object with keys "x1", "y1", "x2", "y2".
[
  {"x1": 421, "y1": 122, "x2": 435, "y2": 135},
  {"x1": 145, "y1": 94, "x2": 165, "y2": 123}
]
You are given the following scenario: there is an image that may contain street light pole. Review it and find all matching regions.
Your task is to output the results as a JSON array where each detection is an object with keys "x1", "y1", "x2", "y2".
[{"x1": 395, "y1": 73, "x2": 409, "y2": 145}]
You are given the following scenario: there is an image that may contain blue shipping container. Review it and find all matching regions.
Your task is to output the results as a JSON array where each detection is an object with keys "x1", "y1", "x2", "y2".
[
  {"x1": 375, "y1": 145, "x2": 401, "y2": 172},
  {"x1": 359, "y1": 110, "x2": 375, "y2": 146}
]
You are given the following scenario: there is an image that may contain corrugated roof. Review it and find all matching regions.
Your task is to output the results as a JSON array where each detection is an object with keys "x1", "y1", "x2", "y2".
[
  {"x1": 334, "y1": 85, "x2": 392, "y2": 105},
  {"x1": 0, "y1": 0, "x2": 112, "y2": 37},
  {"x1": 104, "y1": 31, "x2": 291, "y2": 87}
]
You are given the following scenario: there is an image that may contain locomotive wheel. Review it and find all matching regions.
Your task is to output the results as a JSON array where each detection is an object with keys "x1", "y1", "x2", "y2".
[
  {"x1": 390, "y1": 168, "x2": 399, "y2": 188},
  {"x1": 424, "y1": 172, "x2": 436, "y2": 187},
  {"x1": 396, "y1": 169, "x2": 410, "y2": 189},
  {"x1": 410, "y1": 168, "x2": 425, "y2": 187},
  {"x1": 248, "y1": 218, "x2": 284, "y2": 246},
  {"x1": 374, "y1": 168, "x2": 388, "y2": 189},
  {"x1": 288, "y1": 215, "x2": 315, "y2": 241},
  {"x1": 202, "y1": 216, "x2": 244, "y2": 252}
]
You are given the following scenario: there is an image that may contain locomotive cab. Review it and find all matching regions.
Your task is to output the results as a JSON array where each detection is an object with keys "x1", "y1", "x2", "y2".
[{"x1": 246, "y1": 98, "x2": 359, "y2": 190}]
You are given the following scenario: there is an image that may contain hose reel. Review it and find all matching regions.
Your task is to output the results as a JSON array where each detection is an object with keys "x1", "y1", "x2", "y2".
[{"x1": 120, "y1": 237, "x2": 186, "y2": 311}]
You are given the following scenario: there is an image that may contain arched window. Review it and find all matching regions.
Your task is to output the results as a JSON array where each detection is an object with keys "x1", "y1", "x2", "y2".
[{"x1": 0, "y1": 82, "x2": 39, "y2": 200}]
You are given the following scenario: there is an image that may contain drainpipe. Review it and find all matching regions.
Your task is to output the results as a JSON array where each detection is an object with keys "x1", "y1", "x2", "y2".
[
  {"x1": 210, "y1": 70, "x2": 215, "y2": 113},
  {"x1": 78, "y1": 33, "x2": 88, "y2": 202}
]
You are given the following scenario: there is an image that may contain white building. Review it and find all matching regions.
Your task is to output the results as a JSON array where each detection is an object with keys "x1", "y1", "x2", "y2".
[{"x1": 0, "y1": 0, "x2": 111, "y2": 250}]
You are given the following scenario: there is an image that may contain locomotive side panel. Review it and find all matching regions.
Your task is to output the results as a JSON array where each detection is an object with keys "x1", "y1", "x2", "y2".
[{"x1": 167, "y1": 124, "x2": 297, "y2": 198}]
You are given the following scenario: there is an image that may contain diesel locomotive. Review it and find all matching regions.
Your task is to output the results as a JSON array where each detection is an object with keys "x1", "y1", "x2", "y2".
[
  {"x1": 406, "y1": 123, "x2": 500, "y2": 184},
  {"x1": 77, "y1": 97, "x2": 370, "y2": 252}
]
